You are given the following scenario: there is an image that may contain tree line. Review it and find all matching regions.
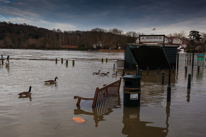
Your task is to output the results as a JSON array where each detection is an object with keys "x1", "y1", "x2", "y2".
[
  {"x1": 0, "y1": 22, "x2": 138, "y2": 50},
  {"x1": 168, "y1": 30, "x2": 206, "y2": 51},
  {"x1": 0, "y1": 21, "x2": 205, "y2": 51}
]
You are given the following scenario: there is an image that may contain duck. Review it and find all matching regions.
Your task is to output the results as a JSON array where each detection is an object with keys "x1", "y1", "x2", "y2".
[
  {"x1": 100, "y1": 72, "x2": 110, "y2": 76},
  {"x1": 93, "y1": 70, "x2": 100, "y2": 75},
  {"x1": 18, "y1": 86, "x2": 32, "y2": 96},
  {"x1": 112, "y1": 71, "x2": 118, "y2": 76},
  {"x1": 44, "y1": 77, "x2": 58, "y2": 84}
]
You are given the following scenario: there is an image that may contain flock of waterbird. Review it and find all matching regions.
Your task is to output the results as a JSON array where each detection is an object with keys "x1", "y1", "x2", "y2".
[
  {"x1": 19, "y1": 70, "x2": 119, "y2": 98},
  {"x1": 1, "y1": 54, "x2": 129, "y2": 99},
  {"x1": 1, "y1": 54, "x2": 59, "y2": 98},
  {"x1": 93, "y1": 70, "x2": 121, "y2": 77},
  {"x1": 18, "y1": 77, "x2": 58, "y2": 98}
]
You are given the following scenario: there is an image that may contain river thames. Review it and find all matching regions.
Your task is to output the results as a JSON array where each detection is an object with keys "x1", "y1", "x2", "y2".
[{"x1": 0, "y1": 49, "x2": 206, "y2": 137}]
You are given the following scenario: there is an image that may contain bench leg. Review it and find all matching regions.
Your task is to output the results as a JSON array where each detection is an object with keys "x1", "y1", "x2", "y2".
[{"x1": 76, "y1": 98, "x2": 81, "y2": 106}]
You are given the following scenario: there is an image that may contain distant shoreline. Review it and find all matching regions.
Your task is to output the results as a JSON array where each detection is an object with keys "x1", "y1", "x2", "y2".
[{"x1": 0, "y1": 48, "x2": 125, "y2": 52}]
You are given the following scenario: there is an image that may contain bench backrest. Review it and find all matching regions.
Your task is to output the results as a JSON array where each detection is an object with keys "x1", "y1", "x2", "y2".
[{"x1": 92, "y1": 78, "x2": 122, "y2": 107}]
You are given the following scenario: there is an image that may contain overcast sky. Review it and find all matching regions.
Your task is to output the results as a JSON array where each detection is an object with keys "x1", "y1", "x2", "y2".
[{"x1": 0, "y1": 0, "x2": 206, "y2": 35}]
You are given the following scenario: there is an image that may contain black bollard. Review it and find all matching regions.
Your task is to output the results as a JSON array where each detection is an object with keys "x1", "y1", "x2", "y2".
[
  {"x1": 140, "y1": 69, "x2": 142, "y2": 78},
  {"x1": 106, "y1": 58, "x2": 108, "y2": 63},
  {"x1": 102, "y1": 58, "x2": 104, "y2": 63},
  {"x1": 187, "y1": 74, "x2": 191, "y2": 89},
  {"x1": 55, "y1": 58, "x2": 57, "y2": 64},
  {"x1": 162, "y1": 71, "x2": 165, "y2": 84},
  {"x1": 172, "y1": 66, "x2": 174, "y2": 74},
  {"x1": 66, "y1": 60, "x2": 68, "y2": 66},
  {"x1": 157, "y1": 68, "x2": 159, "y2": 75},
  {"x1": 72, "y1": 60, "x2": 75, "y2": 66},
  {"x1": 192, "y1": 50, "x2": 194, "y2": 69},
  {"x1": 185, "y1": 66, "x2": 187, "y2": 74},
  {"x1": 136, "y1": 65, "x2": 138, "y2": 75}
]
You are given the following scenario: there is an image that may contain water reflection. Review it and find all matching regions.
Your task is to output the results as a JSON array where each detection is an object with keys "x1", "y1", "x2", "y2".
[
  {"x1": 74, "y1": 94, "x2": 121, "y2": 127},
  {"x1": 122, "y1": 103, "x2": 170, "y2": 137},
  {"x1": 18, "y1": 96, "x2": 32, "y2": 101},
  {"x1": 5, "y1": 64, "x2": 9, "y2": 73},
  {"x1": 187, "y1": 89, "x2": 190, "y2": 102}
]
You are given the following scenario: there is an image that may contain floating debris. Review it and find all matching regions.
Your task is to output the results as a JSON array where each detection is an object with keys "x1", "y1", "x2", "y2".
[{"x1": 73, "y1": 117, "x2": 85, "y2": 123}]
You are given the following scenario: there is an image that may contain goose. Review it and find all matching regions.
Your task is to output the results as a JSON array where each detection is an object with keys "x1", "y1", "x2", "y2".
[
  {"x1": 44, "y1": 77, "x2": 58, "y2": 84},
  {"x1": 18, "y1": 86, "x2": 32, "y2": 96},
  {"x1": 93, "y1": 70, "x2": 100, "y2": 75},
  {"x1": 126, "y1": 73, "x2": 131, "y2": 75},
  {"x1": 117, "y1": 72, "x2": 123, "y2": 76},
  {"x1": 112, "y1": 71, "x2": 118, "y2": 76},
  {"x1": 100, "y1": 72, "x2": 110, "y2": 76}
]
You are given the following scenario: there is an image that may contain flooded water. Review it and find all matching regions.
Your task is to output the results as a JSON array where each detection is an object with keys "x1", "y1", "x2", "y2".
[{"x1": 0, "y1": 49, "x2": 206, "y2": 137}]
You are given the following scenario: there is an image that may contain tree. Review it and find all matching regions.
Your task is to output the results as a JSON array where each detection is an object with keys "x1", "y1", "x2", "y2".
[{"x1": 189, "y1": 30, "x2": 202, "y2": 42}]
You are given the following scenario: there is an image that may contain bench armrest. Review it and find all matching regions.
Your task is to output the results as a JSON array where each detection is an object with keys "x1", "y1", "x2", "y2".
[{"x1": 74, "y1": 96, "x2": 94, "y2": 106}]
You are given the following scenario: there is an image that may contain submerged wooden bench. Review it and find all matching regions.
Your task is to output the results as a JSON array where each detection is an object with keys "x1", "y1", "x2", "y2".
[{"x1": 74, "y1": 78, "x2": 122, "y2": 108}]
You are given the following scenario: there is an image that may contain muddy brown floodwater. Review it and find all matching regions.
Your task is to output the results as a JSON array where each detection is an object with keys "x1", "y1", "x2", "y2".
[{"x1": 0, "y1": 49, "x2": 206, "y2": 137}]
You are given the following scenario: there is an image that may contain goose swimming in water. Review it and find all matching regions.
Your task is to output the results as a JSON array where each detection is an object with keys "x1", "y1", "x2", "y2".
[
  {"x1": 112, "y1": 71, "x2": 118, "y2": 76},
  {"x1": 18, "y1": 86, "x2": 32, "y2": 96},
  {"x1": 100, "y1": 72, "x2": 110, "y2": 76},
  {"x1": 44, "y1": 77, "x2": 58, "y2": 84},
  {"x1": 93, "y1": 70, "x2": 100, "y2": 75}
]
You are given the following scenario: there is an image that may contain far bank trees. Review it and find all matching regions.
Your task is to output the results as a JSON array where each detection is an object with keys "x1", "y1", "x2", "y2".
[{"x1": 0, "y1": 22, "x2": 137, "y2": 50}]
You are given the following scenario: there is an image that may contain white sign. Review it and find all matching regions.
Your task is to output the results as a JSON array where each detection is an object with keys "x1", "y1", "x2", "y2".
[
  {"x1": 130, "y1": 94, "x2": 138, "y2": 100},
  {"x1": 140, "y1": 36, "x2": 164, "y2": 43}
]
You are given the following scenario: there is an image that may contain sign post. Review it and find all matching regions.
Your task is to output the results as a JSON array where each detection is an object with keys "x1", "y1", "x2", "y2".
[{"x1": 197, "y1": 54, "x2": 204, "y2": 61}]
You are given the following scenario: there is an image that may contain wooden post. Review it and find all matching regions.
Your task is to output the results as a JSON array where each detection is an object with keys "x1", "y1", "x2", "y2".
[{"x1": 61, "y1": 58, "x2": 63, "y2": 64}]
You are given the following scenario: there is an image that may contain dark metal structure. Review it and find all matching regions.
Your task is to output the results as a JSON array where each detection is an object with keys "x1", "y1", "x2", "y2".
[
  {"x1": 124, "y1": 44, "x2": 177, "y2": 69},
  {"x1": 130, "y1": 45, "x2": 172, "y2": 101}
]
